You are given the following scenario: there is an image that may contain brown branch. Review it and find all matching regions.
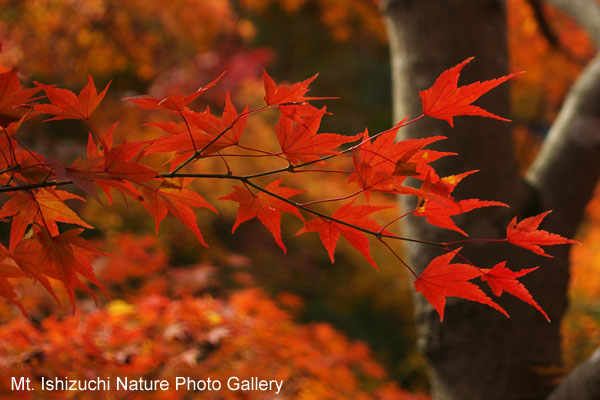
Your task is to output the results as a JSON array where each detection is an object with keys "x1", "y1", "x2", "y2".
[
  {"x1": 0, "y1": 169, "x2": 441, "y2": 249},
  {"x1": 0, "y1": 180, "x2": 71, "y2": 193},
  {"x1": 167, "y1": 104, "x2": 275, "y2": 176}
]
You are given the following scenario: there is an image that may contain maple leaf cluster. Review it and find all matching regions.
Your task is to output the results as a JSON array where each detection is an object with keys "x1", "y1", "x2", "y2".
[{"x1": 0, "y1": 59, "x2": 576, "y2": 322}]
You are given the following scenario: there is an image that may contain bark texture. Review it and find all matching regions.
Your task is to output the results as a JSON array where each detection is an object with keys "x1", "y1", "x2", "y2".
[
  {"x1": 548, "y1": 347, "x2": 600, "y2": 400},
  {"x1": 381, "y1": 0, "x2": 600, "y2": 399}
]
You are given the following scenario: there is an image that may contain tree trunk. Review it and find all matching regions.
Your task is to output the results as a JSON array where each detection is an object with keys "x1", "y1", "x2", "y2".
[{"x1": 381, "y1": 0, "x2": 600, "y2": 399}]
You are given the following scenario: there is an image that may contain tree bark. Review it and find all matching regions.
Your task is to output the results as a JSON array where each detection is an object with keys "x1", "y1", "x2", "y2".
[
  {"x1": 548, "y1": 347, "x2": 600, "y2": 400},
  {"x1": 381, "y1": 0, "x2": 600, "y2": 399}
]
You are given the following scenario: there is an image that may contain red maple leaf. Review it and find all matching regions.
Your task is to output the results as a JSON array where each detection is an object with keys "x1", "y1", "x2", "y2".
[
  {"x1": 263, "y1": 70, "x2": 335, "y2": 105},
  {"x1": 0, "y1": 259, "x2": 28, "y2": 316},
  {"x1": 219, "y1": 179, "x2": 304, "y2": 253},
  {"x1": 0, "y1": 189, "x2": 93, "y2": 250},
  {"x1": 50, "y1": 123, "x2": 151, "y2": 202},
  {"x1": 481, "y1": 262, "x2": 549, "y2": 321},
  {"x1": 276, "y1": 111, "x2": 359, "y2": 164},
  {"x1": 87, "y1": 121, "x2": 116, "y2": 157},
  {"x1": 415, "y1": 198, "x2": 508, "y2": 236},
  {"x1": 140, "y1": 179, "x2": 217, "y2": 246},
  {"x1": 297, "y1": 200, "x2": 388, "y2": 269},
  {"x1": 279, "y1": 103, "x2": 326, "y2": 123},
  {"x1": 0, "y1": 68, "x2": 40, "y2": 127},
  {"x1": 420, "y1": 57, "x2": 522, "y2": 127},
  {"x1": 414, "y1": 249, "x2": 508, "y2": 321},
  {"x1": 53, "y1": 159, "x2": 143, "y2": 205},
  {"x1": 146, "y1": 93, "x2": 248, "y2": 162},
  {"x1": 349, "y1": 127, "x2": 450, "y2": 194},
  {"x1": 506, "y1": 211, "x2": 577, "y2": 257},
  {"x1": 35, "y1": 75, "x2": 110, "y2": 120},
  {"x1": 182, "y1": 93, "x2": 249, "y2": 153},
  {"x1": 124, "y1": 72, "x2": 225, "y2": 111},
  {"x1": 0, "y1": 139, "x2": 50, "y2": 183},
  {"x1": 104, "y1": 141, "x2": 157, "y2": 183},
  {"x1": 414, "y1": 171, "x2": 508, "y2": 235},
  {"x1": 11, "y1": 229, "x2": 108, "y2": 313},
  {"x1": 51, "y1": 155, "x2": 106, "y2": 203},
  {"x1": 0, "y1": 243, "x2": 60, "y2": 311},
  {"x1": 54, "y1": 138, "x2": 154, "y2": 204},
  {"x1": 419, "y1": 170, "x2": 477, "y2": 198}
]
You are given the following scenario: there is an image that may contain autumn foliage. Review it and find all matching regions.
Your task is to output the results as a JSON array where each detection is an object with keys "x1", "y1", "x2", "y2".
[
  {"x1": 0, "y1": 56, "x2": 577, "y2": 325},
  {"x1": 0, "y1": 288, "x2": 425, "y2": 399}
]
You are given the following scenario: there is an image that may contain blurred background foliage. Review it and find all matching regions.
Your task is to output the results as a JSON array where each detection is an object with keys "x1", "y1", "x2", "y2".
[{"x1": 0, "y1": 0, "x2": 598, "y2": 396}]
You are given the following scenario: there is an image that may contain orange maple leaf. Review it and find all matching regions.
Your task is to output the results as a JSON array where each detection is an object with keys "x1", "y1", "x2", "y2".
[
  {"x1": 35, "y1": 75, "x2": 110, "y2": 120},
  {"x1": 124, "y1": 72, "x2": 225, "y2": 111},
  {"x1": 420, "y1": 57, "x2": 522, "y2": 127}
]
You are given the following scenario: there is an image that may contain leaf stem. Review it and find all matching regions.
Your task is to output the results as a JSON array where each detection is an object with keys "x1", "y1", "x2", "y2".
[
  {"x1": 378, "y1": 238, "x2": 419, "y2": 279},
  {"x1": 178, "y1": 110, "x2": 197, "y2": 152},
  {"x1": 167, "y1": 104, "x2": 276, "y2": 176},
  {"x1": 442, "y1": 238, "x2": 508, "y2": 247},
  {"x1": 299, "y1": 189, "x2": 364, "y2": 206},
  {"x1": 379, "y1": 208, "x2": 417, "y2": 232}
]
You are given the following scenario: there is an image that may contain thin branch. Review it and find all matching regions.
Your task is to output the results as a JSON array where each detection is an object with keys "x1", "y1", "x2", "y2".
[
  {"x1": 177, "y1": 110, "x2": 197, "y2": 152},
  {"x1": 0, "y1": 110, "x2": 445, "y2": 271},
  {"x1": 167, "y1": 104, "x2": 275, "y2": 176},
  {"x1": 442, "y1": 238, "x2": 508, "y2": 247},
  {"x1": 378, "y1": 238, "x2": 419, "y2": 278},
  {"x1": 287, "y1": 169, "x2": 353, "y2": 174},
  {"x1": 0, "y1": 165, "x2": 20, "y2": 175},
  {"x1": 241, "y1": 178, "x2": 440, "y2": 246},
  {"x1": 0, "y1": 180, "x2": 71, "y2": 193},
  {"x1": 212, "y1": 114, "x2": 426, "y2": 181},
  {"x1": 299, "y1": 189, "x2": 364, "y2": 206},
  {"x1": 13, "y1": 136, "x2": 51, "y2": 175},
  {"x1": 196, "y1": 104, "x2": 274, "y2": 155},
  {"x1": 84, "y1": 117, "x2": 104, "y2": 148},
  {"x1": 216, "y1": 152, "x2": 232, "y2": 175},
  {"x1": 441, "y1": 246, "x2": 487, "y2": 275},
  {"x1": 379, "y1": 208, "x2": 417, "y2": 232},
  {"x1": 235, "y1": 143, "x2": 284, "y2": 157},
  {"x1": 2, "y1": 127, "x2": 17, "y2": 166}
]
